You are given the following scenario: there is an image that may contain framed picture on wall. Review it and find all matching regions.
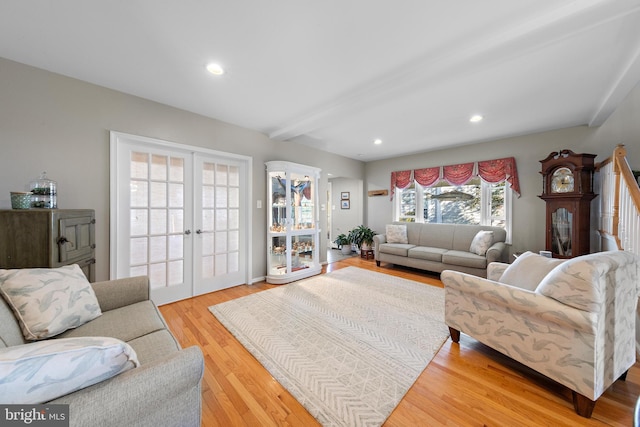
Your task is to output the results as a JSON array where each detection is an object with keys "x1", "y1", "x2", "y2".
[
  {"x1": 341, "y1": 199, "x2": 350, "y2": 209},
  {"x1": 341, "y1": 191, "x2": 350, "y2": 200}
]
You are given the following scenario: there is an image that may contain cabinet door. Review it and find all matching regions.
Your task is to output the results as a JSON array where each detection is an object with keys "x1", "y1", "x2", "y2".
[
  {"x1": 550, "y1": 207, "x2": 573, "y2": 257},
  {"x1": 57, "y1": 213, "x2": 95, "y2": 263}
]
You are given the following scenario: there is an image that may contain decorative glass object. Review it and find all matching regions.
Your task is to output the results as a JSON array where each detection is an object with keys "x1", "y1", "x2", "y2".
[
  {"x1": 10, "y1": 192, "x2": 32, "y2": 209},
  {"x1": 30, "y1": 172, "x2": 57, "y2": 208}
]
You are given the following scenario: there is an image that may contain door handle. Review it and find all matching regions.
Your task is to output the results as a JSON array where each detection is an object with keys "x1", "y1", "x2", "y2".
[{"x1": 184, "y1": 230, "x2": 191, "y2": 235}]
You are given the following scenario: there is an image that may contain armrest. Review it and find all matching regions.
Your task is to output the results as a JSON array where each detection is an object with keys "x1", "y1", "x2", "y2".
[
  {"x1": 487, "y1": 262, "x2": 509, "y2": 281},
  {"x1": 91, "y1": 276, "x2": 150, "y2": 312},
  {"x1": 50, "y1": 346, "x2": 204, "y2": 425},
  {"x1": 486, "y1": 241, "x2": 507, "y2": 263},
  {"x1": 441, "y1": 270, "x2": 596, "y2": 334},
  {"x1": 373, "y1": 234, "x2": 387, "y2": 252}
]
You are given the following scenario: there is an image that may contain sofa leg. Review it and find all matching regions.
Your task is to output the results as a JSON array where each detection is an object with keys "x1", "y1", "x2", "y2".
[
  {"x1": 620, "y1": 369, "x2": 629, "y2": 381},
  {"x1": 572, "y1": 391, "x2": 596, "y2": 418},
  {"x1": 448, "y1": 327, "x2": 460, "y2": 343},
  {"x1": 376, "y1": 260, "x2": 380, "y2": 267}
]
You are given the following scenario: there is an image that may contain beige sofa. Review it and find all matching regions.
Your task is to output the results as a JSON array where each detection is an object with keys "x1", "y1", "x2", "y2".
[
  {"x1": 0, "y1": 275, "x2": 204, "y2": 427},
  {"x1": 373, "y1": 222, "x2": 507, "y2": 277},
  {"x1": 442, "y1": 251, "x2": 639, "y2": 417}
]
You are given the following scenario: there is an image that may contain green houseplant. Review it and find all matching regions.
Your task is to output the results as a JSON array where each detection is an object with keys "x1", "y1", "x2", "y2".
[
  {"x1": 334, "y1": 233, "x2": 353, "y2": 255},
  {"x1": 349, "y1": 225, "x2": 376, "y2": 250}
]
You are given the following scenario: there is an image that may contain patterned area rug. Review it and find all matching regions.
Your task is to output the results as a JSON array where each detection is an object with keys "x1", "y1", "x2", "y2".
[{"x1": 209, "y1": 266, "x2": 449, "y2": 427}]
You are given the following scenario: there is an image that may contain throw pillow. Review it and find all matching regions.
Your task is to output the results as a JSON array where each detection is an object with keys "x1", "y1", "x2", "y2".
[
  {"x1": 385, "y1": 224, "x2": 408, "y2": 244},
  {"x1": 499, "y1": 251, "x2": 564, "y2": 291},
  {"x1": 0, "y1": 264, "x2": 102, "y2": 341},
  {"x1": 0, "y1": 336, "x2": 139, "y2": 404},
  {"x1": 469, "y1": 230, "x2": 494, "y2": 256}
]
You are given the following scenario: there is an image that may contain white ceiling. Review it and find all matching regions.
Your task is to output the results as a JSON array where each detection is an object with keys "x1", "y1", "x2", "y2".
[{"x1": 1, "y1": 1, "x2": 639, "y2": 161}]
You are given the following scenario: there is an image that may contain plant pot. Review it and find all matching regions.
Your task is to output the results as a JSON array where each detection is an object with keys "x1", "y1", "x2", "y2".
[{"x1": 340, "y1": 245, "x2": 353, "y2": 255}]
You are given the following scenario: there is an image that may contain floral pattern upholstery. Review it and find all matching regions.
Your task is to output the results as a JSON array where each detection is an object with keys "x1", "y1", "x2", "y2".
[{"x1": 442, "y1": 251, "x2": 639, "y2": 406}]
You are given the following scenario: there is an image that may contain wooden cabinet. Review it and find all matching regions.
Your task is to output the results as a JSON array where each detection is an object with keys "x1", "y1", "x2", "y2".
[
  {"x1": 539, "y1": 150, "x2": 596, "y2": 258},
  {"x1": 0, "y1": 209, "x2": 96, "y2": 281}
]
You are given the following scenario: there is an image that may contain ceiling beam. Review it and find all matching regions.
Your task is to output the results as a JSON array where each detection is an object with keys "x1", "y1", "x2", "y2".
[{"x1": 589, "y1": 40, "x2": 640, "y2": 127}]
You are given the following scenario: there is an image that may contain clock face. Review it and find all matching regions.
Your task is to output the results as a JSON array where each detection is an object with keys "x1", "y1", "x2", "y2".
[{"x1": 551, "y1": 167, "x2": 574, "y2": 193}]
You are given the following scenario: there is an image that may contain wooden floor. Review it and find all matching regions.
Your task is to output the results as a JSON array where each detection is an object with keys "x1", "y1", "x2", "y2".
[{"x1": 159, "y1": 257, "x2": 640, "y2": 427}]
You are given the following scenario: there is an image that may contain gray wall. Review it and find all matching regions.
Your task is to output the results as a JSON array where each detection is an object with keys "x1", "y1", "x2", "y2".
[
  {"x1": 1, "y1": 55, "x2": 638, "y2": 282},
  {"x1": 365, "y1": 82, "x2": 640, "y2": 256},
  {"x1": 0, "y1": 57, "x2": 365, "y2": 282},
  {"x1": 328, "y1": 178, "x2": 364, "y2": 244}
]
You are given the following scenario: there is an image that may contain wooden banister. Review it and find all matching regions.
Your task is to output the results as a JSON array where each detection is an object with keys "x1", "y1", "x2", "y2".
[{"x1": 600, "y1": 145, "x2": 640, "y2": 253}]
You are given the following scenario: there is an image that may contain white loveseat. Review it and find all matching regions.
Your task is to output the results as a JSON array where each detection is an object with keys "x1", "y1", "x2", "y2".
[
  {"x1": 442, "y1": 251, "x2": 639, "y2": 417},
  {"x1": 373, "y1": 222, "x2": 507, "y2": 277}
]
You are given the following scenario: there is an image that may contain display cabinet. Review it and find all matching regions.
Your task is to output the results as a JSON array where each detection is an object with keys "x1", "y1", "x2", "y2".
[{"x1": 266, "y1": 161, "x2": 321, "y2": 284}]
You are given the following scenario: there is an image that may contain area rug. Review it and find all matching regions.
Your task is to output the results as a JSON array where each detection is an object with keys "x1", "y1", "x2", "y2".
[{"x1": 208, "y1": 266, "x2": 449, "y2": 427}]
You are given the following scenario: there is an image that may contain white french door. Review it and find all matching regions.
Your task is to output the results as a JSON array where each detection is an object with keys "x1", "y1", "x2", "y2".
[
  {"x1": 193, "y1": 156, "x2": 245, "y2": 294},
  {"x1": 110, "y1": 132, "x2": 251, "y2": 305}
]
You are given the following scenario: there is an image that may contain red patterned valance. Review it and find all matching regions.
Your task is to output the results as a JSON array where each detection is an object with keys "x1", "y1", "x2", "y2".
[
  {"x1": 390, "y1": 170, "x2": 412, "y2": 200},
  {"x1": 389, "y1": 157, "x2": 520, "y2": 200},
  {"x1": 478, "y1": 157, "x2": 520, "y2": 196},
  {"x1": 443, "y1": 162, "x2": 475, "y2": 186},
  {"x1": 414, "y1": 167, "x2": 441, "y2": 187}
]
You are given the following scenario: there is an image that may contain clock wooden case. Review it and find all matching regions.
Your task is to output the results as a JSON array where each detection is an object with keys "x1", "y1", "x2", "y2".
[{"x1": 539, "y1": 150, "x2": 597, "y2": 258}]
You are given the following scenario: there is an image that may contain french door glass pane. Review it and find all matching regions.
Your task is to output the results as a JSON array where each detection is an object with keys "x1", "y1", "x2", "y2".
[
  {"x1": 129, "y1": 152, "x2": 185, "y2": 291},
  {"x1": 131, "y1": 209, "x2": 148, "y2": 235},
  {"x1": 198, "y1": 160, "x2": 242, "y2": 279},
  {"x1": 150, "y1": 209, "x2": 167, "y2": 234}
]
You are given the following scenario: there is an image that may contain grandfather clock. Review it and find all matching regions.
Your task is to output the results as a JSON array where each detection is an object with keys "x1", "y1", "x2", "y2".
[{"x1": 539, "y1": 150, "x2": 597, "y2": 258}]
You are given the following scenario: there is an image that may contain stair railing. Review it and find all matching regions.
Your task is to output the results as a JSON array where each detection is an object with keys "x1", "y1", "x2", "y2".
[{"x1": 597, "y1": 144, "x2": 640, "y2": 254}]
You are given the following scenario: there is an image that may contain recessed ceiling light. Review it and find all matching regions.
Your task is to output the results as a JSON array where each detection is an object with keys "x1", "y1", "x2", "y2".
[
  {"x1": 470, "y1": 115, "x2": 483, "y2": 123},
  {"x1": 206, "y1": 63, "x2": 225, "y2": 76},
  {"x1": 374, "y1": 139, "x2": 383, "y2": 145}
]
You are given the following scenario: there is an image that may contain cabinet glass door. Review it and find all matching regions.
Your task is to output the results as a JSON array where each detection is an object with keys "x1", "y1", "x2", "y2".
[{"x1": 551, "y1": 208, "x2": 572, "y2": 256}]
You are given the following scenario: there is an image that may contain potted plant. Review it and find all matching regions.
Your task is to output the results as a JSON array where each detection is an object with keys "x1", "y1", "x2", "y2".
[
  {"x1": 349, "y1": 225, "x2": 376, "y2": 251},
  {"x1": 334, "y1": 234, "x2": 353, "y2": 255}
]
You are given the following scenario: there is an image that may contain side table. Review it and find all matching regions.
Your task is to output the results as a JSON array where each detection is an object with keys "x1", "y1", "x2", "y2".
[{"x1": 360, "y1": 249, "x2": 374, "y2": 260}]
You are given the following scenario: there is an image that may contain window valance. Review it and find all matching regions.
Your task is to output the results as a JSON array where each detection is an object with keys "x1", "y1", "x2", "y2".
[
  {"x1": 389, "y1": 170, "x2": 412, "y2": 200},
  {"x1": 390, "y1": 157, "x2": 520, "y2": 200}
]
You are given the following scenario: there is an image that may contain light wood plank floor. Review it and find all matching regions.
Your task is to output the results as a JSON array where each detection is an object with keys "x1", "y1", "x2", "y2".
[{"x1": 159, "y1": 257, "x2": 640, "y2": 426}]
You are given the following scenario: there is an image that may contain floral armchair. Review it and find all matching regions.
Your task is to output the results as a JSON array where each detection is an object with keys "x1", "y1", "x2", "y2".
[{"x1": 441, "y1": 251, "x2": 639, "y2": 418}]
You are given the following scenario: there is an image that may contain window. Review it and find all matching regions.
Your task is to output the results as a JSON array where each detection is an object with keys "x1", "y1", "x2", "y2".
[{"x1": 395, "y1": 178, "x2": 512, "y2": 243}]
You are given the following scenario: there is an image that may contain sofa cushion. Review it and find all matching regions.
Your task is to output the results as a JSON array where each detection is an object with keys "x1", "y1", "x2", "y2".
[
  {"x1": 536, "y1": 253, "x2": 629, "y2": 312},
  {"x1": 0, "y1": 265, "x2": 102, "y2": 341},
  {"x1": 127, "y1": 329, "x2": 180, "y2": 365},
  {"x1": 500, "y1": 251, "x2": 564, "y2": 291},
  {"x1": 57, "y1": 300, "x2": 166, "y2": 343},
  {"x1": 408, "y1": 246, "x2": 448, "y2": 262},
  {"x1": 469, "y1": 230, "x2": 494, "y2": 256},
  {"x1": 385, "y1": 224, "x2": 408, "y2": 244},
  {"x1": 442, "y1": 250, "x2": 487, "y2": 269},
  {"x1": 0, "y1": 336, "x2": 139, "y2": 404},
  {"x1": 378, "y1": 243, "x2": 416, "y2": 257}
]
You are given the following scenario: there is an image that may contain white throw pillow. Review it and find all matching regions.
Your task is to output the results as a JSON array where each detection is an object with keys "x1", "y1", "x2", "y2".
[
  {"x1": 0, "y1": 336, "x2": 139, "y2": 404},
  {"x1": 499, "y1": 251, "x2": 564, "y2": 291},
  {"x1": 469, "y1": 230, "x2": 494, "y2": 256},
  {"x1": 386, "y1": 224, "x2": 408, "y2": 244},
  {"x1": 0, "y1": 264, "x2": 102, "y2": 341}
]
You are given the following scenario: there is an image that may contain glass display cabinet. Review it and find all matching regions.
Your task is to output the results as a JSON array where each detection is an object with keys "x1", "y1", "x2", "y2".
[{"x1": 266, "y1": 161, "x2": 321, "y2": 284}]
